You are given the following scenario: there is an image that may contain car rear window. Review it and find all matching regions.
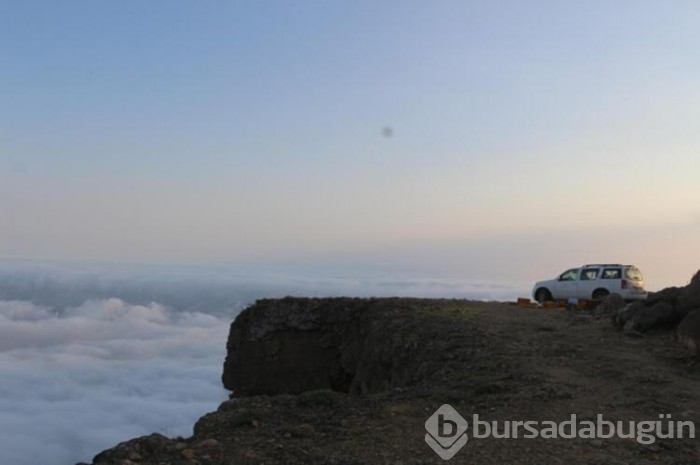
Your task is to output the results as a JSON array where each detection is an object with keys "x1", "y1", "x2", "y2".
[
  {"x1": 602, "y1": 268, "x2": 621, "y2": 279},
  {"x1": 625, "y1": 267, "x2": 643, "y2": 281}
]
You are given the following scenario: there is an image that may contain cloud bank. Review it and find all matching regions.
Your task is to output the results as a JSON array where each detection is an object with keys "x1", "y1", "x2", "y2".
[
  {"x1": 0, "y1": 298, "x2": 229, "y2": 465},
  {"x1": 0, "y1": 260, "x2": 526, "y2": 464}
]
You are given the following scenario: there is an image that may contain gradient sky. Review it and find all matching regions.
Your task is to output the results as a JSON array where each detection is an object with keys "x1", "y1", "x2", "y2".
[{"x1": 2, "y1": 1, "x2": 699, "y2": 289}]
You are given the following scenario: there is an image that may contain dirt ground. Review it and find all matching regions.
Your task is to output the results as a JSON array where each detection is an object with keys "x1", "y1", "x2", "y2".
[{"x1": 91, "y1": 300, "x2": 700, "y2": 465}]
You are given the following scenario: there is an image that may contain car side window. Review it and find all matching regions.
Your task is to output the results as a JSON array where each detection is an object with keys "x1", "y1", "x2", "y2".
[
  {"x1": 558, "y1": 269, "x2": 579, "y2": 281},
  {"x1": 581, "y1": 268, "x2": 599, "y2": 280},
  {"x1": 602, "y1": 268, "x2": 621, "y2": 279}
]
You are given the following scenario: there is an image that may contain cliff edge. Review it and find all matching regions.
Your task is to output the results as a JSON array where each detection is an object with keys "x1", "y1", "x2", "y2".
[
  {"x1": 222, "y1": 297, "x2": 487, "y2": 396},
  {"x1": 88, "y1": 296, "x2": 700, "y2": 465}
]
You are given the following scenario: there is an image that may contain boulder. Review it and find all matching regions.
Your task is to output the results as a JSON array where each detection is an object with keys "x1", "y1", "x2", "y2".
[
  {"x1": 677, "y1": 309, "x2": 700, "y2": 355},
  {"x1": 611, "y1": 269, "x2": 700, "y2": 334},
  {"x1": 613, "y1": 301, "x2": 685, "y2": 334},
  {"x1": 645, "y1": 286, "x2": 683, "y2": 307},
  {"x1": 612, "y1": 302, "x2": 643, "y2": 331},
  {"x1": 679, "y1": 270, "x2": 700, "y2": 311},
  {"x1": 594, "y1": 293, "x2": 626, "y2": 317}
]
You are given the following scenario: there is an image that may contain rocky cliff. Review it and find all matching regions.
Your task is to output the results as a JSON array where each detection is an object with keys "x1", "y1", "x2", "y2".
[
  {"x1": 222, "y1": 297, "x2": 486, "y2": 396},
  {"x1": 88, "y1": 295, "x2": 700, "y2": 465}
]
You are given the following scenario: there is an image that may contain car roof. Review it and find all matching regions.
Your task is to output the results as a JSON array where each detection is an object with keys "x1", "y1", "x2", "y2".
[{"x1": 582, "y1": 264, "x2": 625, "y2": 268}]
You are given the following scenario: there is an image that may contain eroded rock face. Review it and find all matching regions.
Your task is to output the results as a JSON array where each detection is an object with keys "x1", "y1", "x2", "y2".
[
  {"x1": 222, "y1": 297, "x2": 481, "y2": 396},
  {"x1": 222, "y1": 298, "x2": 364, "y2": 395}
]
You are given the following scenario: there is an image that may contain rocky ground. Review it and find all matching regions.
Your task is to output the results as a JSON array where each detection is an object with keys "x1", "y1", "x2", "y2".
[{"x1": 87, "y1": 292, "x2": 700, "y2": 465}]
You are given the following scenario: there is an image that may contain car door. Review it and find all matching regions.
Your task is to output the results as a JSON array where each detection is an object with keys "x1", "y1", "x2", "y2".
[
  {"x1": 577, "y1": 268, "x2": 600, "y2": 299},
  {"x1": 552, "y1": 268, "x2": 579, "y2": 300}
]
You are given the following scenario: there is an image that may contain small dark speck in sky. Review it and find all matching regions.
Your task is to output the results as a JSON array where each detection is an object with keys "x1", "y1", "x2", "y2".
[{"x1": 382, "y1": 126, "x2": 393, "y2": 138}]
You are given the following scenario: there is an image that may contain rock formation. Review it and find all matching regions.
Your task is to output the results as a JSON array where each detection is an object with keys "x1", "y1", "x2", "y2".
[
  {"x1": 222, "y1": 297, "x2": 484, "y2": 396},
  {"x1": 612, "y1": 270, "x2": 700, "y2": 335},
  {"x1": 85, "y1": 283, "x2": 700, "y2": 465},
  {"x1": 677, "y1": 309, "x2": 700, "y2": 355},
  {"x1": 592, "y1": 293, "x2": 626, "y2": 317}
]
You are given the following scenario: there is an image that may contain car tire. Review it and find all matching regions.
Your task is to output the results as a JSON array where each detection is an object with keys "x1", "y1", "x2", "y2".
[
  {"x1": 592, "y1": 288, "x2": 610, "y2": 300},
  {"x1": 535, "y1": 288, "x2": 553, "y2": 303}
]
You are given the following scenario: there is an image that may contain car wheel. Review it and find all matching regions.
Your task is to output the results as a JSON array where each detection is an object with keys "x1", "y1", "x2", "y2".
[
  {"x1": 592, "y1": 289, "x2": 609, "y2": 300},
  {"x1": 535, "y1": 288, "x2": 553, "y2": 303}
]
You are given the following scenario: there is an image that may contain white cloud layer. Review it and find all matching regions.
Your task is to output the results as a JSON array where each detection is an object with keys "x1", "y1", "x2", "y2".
[
  {"x1": 0, "y1": 261, "x2": 527, "y2": 464},
  {"x1": 0, "y1": 298, "x2": 229, "y2": 465}
]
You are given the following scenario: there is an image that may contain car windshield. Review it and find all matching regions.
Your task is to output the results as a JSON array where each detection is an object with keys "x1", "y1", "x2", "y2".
[{"x1": 625, "y1": 267, "x2": 643, "y2": 281}]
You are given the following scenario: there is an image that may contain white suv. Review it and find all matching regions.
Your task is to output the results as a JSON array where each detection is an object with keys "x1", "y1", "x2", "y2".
[{"x1": 532, "y1": 264, "x2": 647, "y2": 303}]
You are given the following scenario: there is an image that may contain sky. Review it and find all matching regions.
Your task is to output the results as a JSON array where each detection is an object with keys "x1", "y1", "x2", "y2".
[{"x1": 2, "y1": 0, "x2": 700, "y2": 288}]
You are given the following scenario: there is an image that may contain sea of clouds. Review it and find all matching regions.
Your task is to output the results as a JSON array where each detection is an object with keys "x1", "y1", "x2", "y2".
[{"x1": 0, "y1": 260, "x2": 527, "y2": 465}]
